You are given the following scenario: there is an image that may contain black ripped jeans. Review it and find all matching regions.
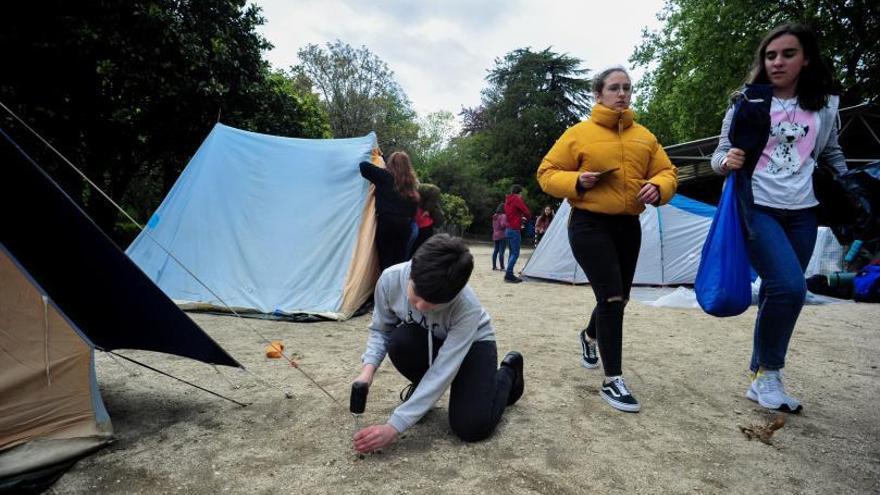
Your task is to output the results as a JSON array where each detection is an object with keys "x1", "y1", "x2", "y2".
[
  {"x1": 387, "y1": 324, "x2": 515, "y2": 442},
  {"x1": 568, "y1": 209, "x2": 641, "y2": 377}
]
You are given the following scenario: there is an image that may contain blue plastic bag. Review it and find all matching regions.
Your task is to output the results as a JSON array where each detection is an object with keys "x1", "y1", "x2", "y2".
[
  {"x1": 853, "y1": 264, "x2": 880, "y2": 302},
  {"x1": 695, "y1": 173, "x2": 752, "y2": 316}
]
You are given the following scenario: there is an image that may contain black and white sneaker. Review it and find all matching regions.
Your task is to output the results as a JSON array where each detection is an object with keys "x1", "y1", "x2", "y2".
[
  {"x1": 579, "y1": 329, "x2": 599, "y2": 369},
  {"x1": 600, "y1": 376, "x2": 640, "y2": 413}
]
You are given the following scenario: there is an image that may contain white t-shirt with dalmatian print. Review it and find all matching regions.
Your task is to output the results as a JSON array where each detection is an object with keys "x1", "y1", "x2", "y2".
[{"x1": 752, "y1": 97, "x2": 821, "y2": 209}]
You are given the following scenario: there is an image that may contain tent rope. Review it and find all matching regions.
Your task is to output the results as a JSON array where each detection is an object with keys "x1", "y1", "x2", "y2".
[
  {"x1": 106, "y1": 351, "x2": 250, "y2": 407},
  {"x1": 211, "y1": 364, "x2": 300, "y2": 401},
  {"x1": 106, "y1": 350, "x2": 141, "y2": 377},
  {"x1": 0, "y1": 101, "x2": 338, "y2": 405},
  {"x1": 212, "y1": 364, "x2": 241, "y2": 390}
]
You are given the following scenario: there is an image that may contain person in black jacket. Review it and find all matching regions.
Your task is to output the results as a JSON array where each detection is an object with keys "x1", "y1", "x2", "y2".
[{"x1": 360, "y1": 152, "x2": 420, "y2": 270}]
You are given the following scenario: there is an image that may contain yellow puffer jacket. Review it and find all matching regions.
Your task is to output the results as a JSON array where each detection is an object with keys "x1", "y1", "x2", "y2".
[{"x1": 537, "y1": 103, "x2": 678, "y2": 216}]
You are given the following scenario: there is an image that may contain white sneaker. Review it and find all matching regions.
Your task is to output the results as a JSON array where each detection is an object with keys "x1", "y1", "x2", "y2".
[{"x1": 746, "y1": 370, "x2": 802, "y2": 412}]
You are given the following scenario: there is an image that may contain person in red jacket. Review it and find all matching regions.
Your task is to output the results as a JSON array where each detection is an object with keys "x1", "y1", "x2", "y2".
[{"x1": 503, "y1": 185, "x2": 531, "y2": 283}]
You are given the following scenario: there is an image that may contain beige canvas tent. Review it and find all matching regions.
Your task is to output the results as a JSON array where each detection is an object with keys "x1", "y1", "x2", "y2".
[{"x1": 0, "y1": 249, "x2": 112, "y2": 485}]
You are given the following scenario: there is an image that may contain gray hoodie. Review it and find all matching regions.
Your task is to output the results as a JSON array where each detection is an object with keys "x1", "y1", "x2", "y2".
[{"x1": 361, "y1": 261, "x2": 495, "y2": 433}]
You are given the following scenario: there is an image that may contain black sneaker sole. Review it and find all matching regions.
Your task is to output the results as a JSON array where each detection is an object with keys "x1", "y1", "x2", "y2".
[{"x1": 581, "y1": 357, "x2": 599, "y2": 369}]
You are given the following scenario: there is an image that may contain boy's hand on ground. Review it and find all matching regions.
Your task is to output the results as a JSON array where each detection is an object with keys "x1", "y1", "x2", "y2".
[{"x1": 353, "y1": 424, "x2": 398, "y2": 453}]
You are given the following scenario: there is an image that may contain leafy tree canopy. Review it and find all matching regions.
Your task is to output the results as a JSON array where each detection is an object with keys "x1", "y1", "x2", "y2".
[
  {"x1": 293, "y1": 41, "x2": 419, "y2": 155},
  {"x1": 476, "y1": 47, "x2": 593, "y2": 206},
  {"x1": 2, "y1": 0, "x2": 330, "y2": 241},
  {"x1": 631, "y1": 0, "x2": 880, "y2": 145}
]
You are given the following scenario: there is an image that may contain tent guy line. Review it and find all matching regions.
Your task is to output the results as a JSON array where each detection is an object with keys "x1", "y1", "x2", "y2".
[
  {"x1": 0, "y1": 103, "x2": 338, "y2": 406},
  {"x1": 108, "y1": 351, "x2": 250, "y2": 407}
]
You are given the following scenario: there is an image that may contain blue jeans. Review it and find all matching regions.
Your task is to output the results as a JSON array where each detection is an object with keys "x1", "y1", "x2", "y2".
[
  {"x1": 405, "y1": 220, "x2": 419, "y2": 259},
  {"x1": 492, "y1": 239, "x2": 507, "y2": 269},
  {"x1": 505, "y1": 228, "x2": 521, "y2": 277},
  {"x1": 747, "y1": 206, "x2": 817, "y2": 372}
]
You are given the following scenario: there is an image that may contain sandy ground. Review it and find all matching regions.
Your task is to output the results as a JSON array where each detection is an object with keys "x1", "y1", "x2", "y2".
[{"x1": 50, "y1": 244, "x2": 880, "y2": 494}]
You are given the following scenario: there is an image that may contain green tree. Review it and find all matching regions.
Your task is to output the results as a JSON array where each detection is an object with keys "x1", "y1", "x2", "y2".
[
  {"x1": 419, "y1": 134, "x2": 498, "y2": 234},
  {"x1": 631, "y1": 0, "x2": 880, "y2": 145},
  {"x1": 416, "y1": 48, "x2": 592, "y2": 235},
  {"x1": 439, "y1": 193, "x2": 473, "y2": 237},
  {"x1": 293, "y1": 41, "x2": 419, "y2": 154},
  {"x1": 414, "y1": 110, "x2": 456, "y2": 162},
  {"x1": 2, "y1": 1, "x2": 330, "y2": 241},
  {"x1": 479, "y1": 47, "x2": 592, "y2": 203}
]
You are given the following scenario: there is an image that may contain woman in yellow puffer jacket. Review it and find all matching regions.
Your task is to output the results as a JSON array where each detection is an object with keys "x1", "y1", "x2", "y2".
[{"x1": 537, "y1": 67, "x2": 677, "y2": 413}]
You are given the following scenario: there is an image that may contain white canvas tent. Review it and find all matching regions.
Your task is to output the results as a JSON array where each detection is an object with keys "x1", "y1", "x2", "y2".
[
  {"x1": 522, "y1": 196, "x2": 844, "y2": 285},
  {"x1": 126, "y1": 124, "x2": 382, "y2": 320}
]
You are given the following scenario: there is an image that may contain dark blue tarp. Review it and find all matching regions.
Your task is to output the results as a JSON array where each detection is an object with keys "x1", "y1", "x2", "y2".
[{"x1": 0, "y1": 129, "x2": 240, "y2": 368}]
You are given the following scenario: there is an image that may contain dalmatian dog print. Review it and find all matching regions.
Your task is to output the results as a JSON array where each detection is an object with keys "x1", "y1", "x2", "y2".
[
  {"x1": 751, "y1": 99, "x2": 821, "y2": 208},
  {"x1": 767, "y1": 122, "x2": 809, "y2": 175}
]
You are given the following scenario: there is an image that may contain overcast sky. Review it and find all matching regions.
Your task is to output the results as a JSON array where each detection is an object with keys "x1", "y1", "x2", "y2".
[{"x1": 252, "y1": 0, "x2": 666, "y2": 119}]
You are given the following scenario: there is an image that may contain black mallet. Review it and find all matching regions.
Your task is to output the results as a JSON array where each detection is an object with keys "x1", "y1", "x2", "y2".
[{"x1": 350, "y1": 381, "x2": 369, "y2": 434}]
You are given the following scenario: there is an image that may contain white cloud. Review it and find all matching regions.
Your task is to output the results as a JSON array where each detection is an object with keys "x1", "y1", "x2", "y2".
[{"x1": 252, "y1": 0, "x2": 665, "y2": 117}]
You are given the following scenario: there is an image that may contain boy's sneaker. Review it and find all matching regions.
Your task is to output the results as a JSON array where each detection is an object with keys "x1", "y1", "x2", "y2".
[
  {"x1": 501, "y1": 351, "x2": 525, "y2": 405},
  {"x1": 600, "y1": 376, "x2": 641, "y2": 413},
  {"x1": 746, "y1": 370, "x2": 802, "y2": 412},
  {"x1": 579, "y1": 329, "x2": 599, "y2": 369},
  {"x1": 504, "y1": 274, "x2": 523, "y2": 283}
]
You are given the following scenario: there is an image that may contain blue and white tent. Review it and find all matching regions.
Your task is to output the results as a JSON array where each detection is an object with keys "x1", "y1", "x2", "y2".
[
  {"x1": 523, "y1": 196, "x2": 844, "y2": 285},
  {"x1": 126, "y1": 124, "x2": 381, "y2": 320},
  {"x1": 523, "y1": 196, "x2": 716, "y2": 285}
]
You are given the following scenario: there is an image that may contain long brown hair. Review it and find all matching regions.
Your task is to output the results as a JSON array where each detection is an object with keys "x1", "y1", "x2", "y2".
[
  {"x1": 385, "y1": 151, "x2": 420, "y2": 203},
  {"x1": 745, "y1": 23, "x2": 837, "y2": 111}
]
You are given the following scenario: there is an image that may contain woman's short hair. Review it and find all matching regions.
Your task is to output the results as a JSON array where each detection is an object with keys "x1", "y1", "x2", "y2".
[{"x1": 410, "y1": 234, "x2": 473, "y2": 304}]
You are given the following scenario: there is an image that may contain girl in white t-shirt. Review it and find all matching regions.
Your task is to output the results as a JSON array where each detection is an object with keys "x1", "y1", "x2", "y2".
[{"x1": 711, "y1": 23, "x2": 847, "y2": 413}]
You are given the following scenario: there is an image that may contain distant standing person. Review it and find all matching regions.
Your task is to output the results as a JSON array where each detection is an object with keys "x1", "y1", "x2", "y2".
[
  {"x1": 711, "y1": 24, "x2": 848, "y2": 412},
  {"x1": 534, "y1": 206, "x2": 555, "y2": 246},
  {"x1": 503, "y1": 185, "x2": 531, "y2": 283},
  {"x1": 360, "y1": 152, "x2": 420, "y2": 270},
  {"x1": 537, "y1": 66, "x2": 677, "y2": 412},
  {"x1": 491, "y1": 204, "x2": 508, "y2": 271}
]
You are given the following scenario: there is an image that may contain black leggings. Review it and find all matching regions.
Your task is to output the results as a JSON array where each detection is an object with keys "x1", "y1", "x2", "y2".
[
  {"x1": 376, "y1": 214, "x2": 412, "y2": 271},
  {"x1": 387, "y1": 323, "x2": 514, "y2": 442},
  {"x1": 568, "y1": 209, "x2": 641, "y2": 377}
]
